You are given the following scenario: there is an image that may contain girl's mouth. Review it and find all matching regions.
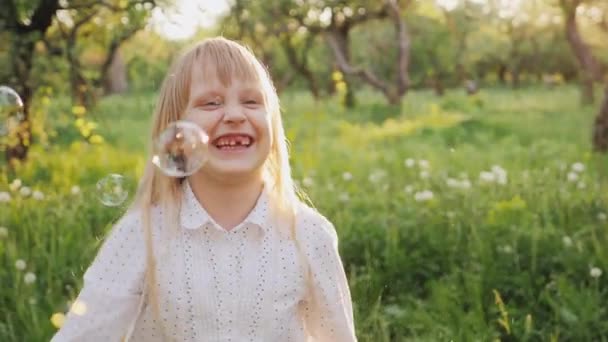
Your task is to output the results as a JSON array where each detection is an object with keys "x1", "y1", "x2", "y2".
[{"x1": 212, "y1": 133, "x2": 254, "y2": 151}]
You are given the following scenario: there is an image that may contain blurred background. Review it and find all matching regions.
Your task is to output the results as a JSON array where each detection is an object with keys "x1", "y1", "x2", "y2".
[{"x1": 1, "y1": 0, "x2": 608, "y2": 341}]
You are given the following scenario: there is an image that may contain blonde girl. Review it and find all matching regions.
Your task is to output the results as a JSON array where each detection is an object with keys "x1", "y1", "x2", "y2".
[{"x1": 51, "y1": 37, "x2": 356, "y2": 341}]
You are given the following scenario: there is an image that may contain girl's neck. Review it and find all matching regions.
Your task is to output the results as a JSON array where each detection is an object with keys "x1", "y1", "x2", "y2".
[{"x1": 187, "y1": 172, "x2": 265, "y2": 231}]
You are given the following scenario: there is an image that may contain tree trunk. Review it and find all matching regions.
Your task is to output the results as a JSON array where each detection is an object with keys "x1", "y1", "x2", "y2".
[
  {"x1": 498, "y1": 64, "x2": 507, "y2": 84},
  {"x1": 67, "y1": 43, "x2": 92, "y2": 107},
  {"x1": 562, "y1": 0, "x2": 603, "y2": 104},
  {"x1": 512, "y1": 67, "x2": 520, "y2": 89},
  {"x1": 5, "y1": 36, "x2": 36, "y2": 163},
  {"x1": 281, "y1": 36, "x2": 320, "y2": 99},
  {"x1": 592, "y1": 84, "x2": 608, "y2": 152},
  {"x1": 325, "y1": 0, "x2": 409, "y2": 107},
  {"x1": 432, "y1": 77, "x2": 444, "y2": 96},
  {"x1": 103, "y1": 50, "x2": 129, "y2": 95},
  {"x1": 581, "y1": 76, "x2": 595, "y2": 105}
]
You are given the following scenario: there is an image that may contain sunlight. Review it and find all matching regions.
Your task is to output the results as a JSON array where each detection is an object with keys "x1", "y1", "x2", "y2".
[
  {"x1": 149, "y1": 0, "x2": 230, "y2": 40},
  {"x1": 436, "y1": 0, "x2": 459, "y2": 11}
]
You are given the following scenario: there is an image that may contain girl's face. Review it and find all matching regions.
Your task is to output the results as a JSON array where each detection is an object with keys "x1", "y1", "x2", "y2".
[{"x1": 183, "y1": 65, "x2": 272, "y2": 181}]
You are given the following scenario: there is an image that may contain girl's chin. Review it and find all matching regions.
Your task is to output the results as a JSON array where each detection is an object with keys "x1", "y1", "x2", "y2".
[{"x1": 202, "y1": 160, "x2": 265, "y2": 178}]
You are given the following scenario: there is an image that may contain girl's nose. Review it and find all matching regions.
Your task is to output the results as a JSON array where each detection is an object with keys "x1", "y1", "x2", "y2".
[{"x1": 222, "y1": 104, "x2": 246, "y2": 124}]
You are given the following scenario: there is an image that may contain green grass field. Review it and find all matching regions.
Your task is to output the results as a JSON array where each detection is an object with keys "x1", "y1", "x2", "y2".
[{"x1": 1, "y1": 85, "x2": 608, "y2": 341}]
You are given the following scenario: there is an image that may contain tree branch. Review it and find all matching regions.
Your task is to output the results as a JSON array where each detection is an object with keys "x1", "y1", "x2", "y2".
[{"x1": 326, "y1": 30, "x2": 391, "y2": 96}]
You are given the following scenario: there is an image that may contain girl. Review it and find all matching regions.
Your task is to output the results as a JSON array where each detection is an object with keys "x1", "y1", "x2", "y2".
[{"x1": 51, "y1": 37, "x2": 357, "y2": 341}]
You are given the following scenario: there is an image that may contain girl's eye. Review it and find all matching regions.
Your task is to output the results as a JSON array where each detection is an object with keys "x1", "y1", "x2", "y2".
[
  {"x1": 197, "y1": 97, "x2": 222, "y2": 109},
  {"x1": 244, "y1": 100, "x2": 258, "y2": 104}
]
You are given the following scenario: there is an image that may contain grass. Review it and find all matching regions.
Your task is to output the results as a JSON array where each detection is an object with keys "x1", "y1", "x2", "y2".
[{"x1": 1, "y1": 85, "x2": 607, "y2": 341}]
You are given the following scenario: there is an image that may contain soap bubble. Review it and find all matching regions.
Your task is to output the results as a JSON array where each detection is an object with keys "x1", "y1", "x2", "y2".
[
  {"x1": 96, "y1": 174, "x2": 129, "y2": 207},
  {"x1": 152, "y1": 121, "x2": 209, "y2": 177},
  {"x1": 0, "y1": 86, "x2": 24, "y2": 136}
]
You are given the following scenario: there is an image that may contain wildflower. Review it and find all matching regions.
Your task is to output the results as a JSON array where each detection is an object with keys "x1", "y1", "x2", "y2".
[
  {"x1": 89, "y1": 134, "x2": 104, "y2": 144},
  {"x1": 499, "y1": 245, "x2": 513, "y2": 254},
  {"x1": 562, "y1": 236, "x2": 573, "y2": 247},
  {"x1": 571, "y1": 162, "x2": 584, "y2": 173},
  {"x1": 369, "y1": 169, "x2": 386, "y2": 183},
  {"x1": 590, "y1": 267, "x2": 602, "y2": 278},
  {"x1": 32, "y1": 190, "x2": 45, "y2": 200},
  {"x1": 20, "y1": 186, "x2": 32, "y2": 197},
  {"x1": 71, "y1": 185, "x2": 81, "y2": 195},
  {"x1": 50, "y1": 313, "x2": 66, "y2": 328},
  {"x1": 302, "y1": 177, "x2": 314, "y2": 187},
  {"x1": 0, "y1": 226, "x2": 7, "y2": 238},
  {"x1": 338, "y1": 192, "x2": 350, "y2": 202},
  {"x1": 72, "y1": 105, "x2": 86, "y2": 116},
  {"x1": 414, "y1": 190, "x2": 434, "y2": 202},
  {"x1": 342, "y1": 172, "x2": 352, "y2": 181},
  {"x1": 418, "y1": 159, "x2": 430, "y2": 169},
  {"x1": 567, "y1": 172, "x2": 578, "y2": 182},
  {"x1": 419, "y1": 171, "x2": 429, "y2": 179},
  {"x1": 404, "y1": 158, "x2": 415, "y2": 168},
  {"x1": 15, "y1": 259, "x2": 26, "y2": 270},
  {"x1": 446, "y1": 178, "x2": 471, "y2": 189},
  {"x1": 70, "y1": 300, "x2": 87, "y2": 316},
  {"x1": 479, "y1": 171, "x2": 496, "y2": 183},
  {"x1": 9, "y1": 179, "x2": 22, "y2": 191},
  {"x1": 446, "y1": 178, "x2": 460, "y2": 188},
  {"x1": 404, "y1": 185, "x2": 414, "y2": 193},
  {"x1": 0, "y1": 192, "x2": 10, "y2": 202},
  {"x1": 492, "y1": 165, "x2": 508, "y2": 185},
  {"x1": 577, "y1": 181, "x2": 586, "y2": 189},
  {"x1": 598, "y1": 213, "x2": 607, "y2": 221},
  {"x1": 24, "y1": 272, "x2": 36, "y2": 284}
]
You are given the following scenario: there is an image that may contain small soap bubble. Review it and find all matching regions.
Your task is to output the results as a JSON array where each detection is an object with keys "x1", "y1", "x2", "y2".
[{"x1": 96, "y1": 174, "x2": 129, "y2": 207}]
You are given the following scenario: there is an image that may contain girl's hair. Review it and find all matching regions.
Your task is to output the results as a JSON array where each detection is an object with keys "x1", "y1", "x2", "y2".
[{"x1": 129, "y1": 37, "x2": 302, "y2": 335}]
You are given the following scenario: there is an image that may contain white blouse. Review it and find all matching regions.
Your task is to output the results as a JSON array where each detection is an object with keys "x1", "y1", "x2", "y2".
[{"x1": 51, "y1": 182, "x2": 357, "y2": 342}]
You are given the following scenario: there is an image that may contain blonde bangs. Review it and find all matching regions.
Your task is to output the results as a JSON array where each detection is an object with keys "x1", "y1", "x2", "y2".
[{"x1": 193, "y1": 39, "x2": 262, "y2": 89}]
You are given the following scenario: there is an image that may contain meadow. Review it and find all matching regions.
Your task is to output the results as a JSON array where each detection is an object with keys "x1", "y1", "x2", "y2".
[{"x1": 1, "y1": 85, "x2": 607, "y2": 341}]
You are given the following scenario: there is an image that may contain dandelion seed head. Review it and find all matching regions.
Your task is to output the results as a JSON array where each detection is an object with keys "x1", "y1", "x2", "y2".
[{"x1": 15, "y1": 259, "x2": 26, "y2": 270}]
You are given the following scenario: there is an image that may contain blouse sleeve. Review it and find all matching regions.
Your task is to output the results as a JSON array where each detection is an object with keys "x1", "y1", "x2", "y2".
[
  {"x1": 299, "y1": 211, "x2": 357, "y2": 342},
  {"x1": 51, "y1": 210, "x2": 147, "y2": 342}
]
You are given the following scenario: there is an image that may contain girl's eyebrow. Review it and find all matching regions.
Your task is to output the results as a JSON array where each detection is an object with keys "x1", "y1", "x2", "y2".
[
  {"x1": 239, "y1": 87, "x2": 263, "y2": 96},
  {"x1": 190, "y1": 90, "x2": 222, "y2": 103}
]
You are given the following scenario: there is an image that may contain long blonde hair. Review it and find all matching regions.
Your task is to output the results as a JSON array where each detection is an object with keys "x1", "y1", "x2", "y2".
[{"x1": 130, "y1": 37, "x2": 301, "y2": 333}]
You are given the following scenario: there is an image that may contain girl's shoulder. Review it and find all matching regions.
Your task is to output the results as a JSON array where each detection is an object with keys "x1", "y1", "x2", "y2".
[
  {"x1": 109, "y1": 204, "x2": 166, "y2": 239},
  {"x1": 294, "y1": 201, "x2": 338, "y2": 245}
]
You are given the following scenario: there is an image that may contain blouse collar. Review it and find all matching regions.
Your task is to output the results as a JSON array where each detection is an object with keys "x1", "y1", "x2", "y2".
[{"x1": 179, "y1": 180, "x2": 273, "y2": 234}]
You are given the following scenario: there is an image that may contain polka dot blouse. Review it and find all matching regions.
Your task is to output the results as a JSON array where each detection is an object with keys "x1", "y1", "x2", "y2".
[{"x1": 51, "y1": 181, "x2": 357, "y2": 341}]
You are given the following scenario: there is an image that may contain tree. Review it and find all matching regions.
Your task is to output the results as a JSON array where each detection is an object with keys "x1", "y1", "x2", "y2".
[
  {"x1": 49, "y1": 0, "x2": 155, "y2": 106},
  {"x1": 221, "y1": 0, "x2": 324, "y2": 97},
  {"x1": 0, "y1": 0, "x2": 59, "y2": 162},
  {"x1": 0, "y1": 0, "x2": 155, "y2": 163}
]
